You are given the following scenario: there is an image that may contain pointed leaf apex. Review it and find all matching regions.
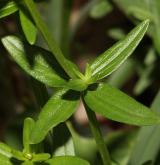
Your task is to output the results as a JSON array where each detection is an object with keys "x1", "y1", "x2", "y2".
[{"x1": 90, "y1": 20, "x2": 149, "y2": 81}]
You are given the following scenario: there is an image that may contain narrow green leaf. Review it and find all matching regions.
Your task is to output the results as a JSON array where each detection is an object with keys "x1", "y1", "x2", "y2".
[
  {"x1": 129, "y1": 90, "x2": 160, "y2": 165},
  {"x1": 46, "y1": 156, "x2": 90, "y2": 165},
  {"x1": 108, "y1": 28, "x2": 126, "y2": 40},
  {"x1": 67, "y1": 121, "x2": 97, "y2": 164},
  {"x1": 64, "y1": 59, "x2": 83, "y2": 80},
  {"x1": 108, "y1": 59, "x2": 135, "y2": 88},
  {"x1": 1, "y1": 35, "x2": 68, "y2": 87},
  {"x1": 90, "y1": 20, "x2": 149, "y2": 82},
  {"x1": 19, "y1": 10, "x2": 37, "y2": 45},
  {"x1": 11, "y1": 149, "x2": 26, "y2": 161},
  {"x1": 30, "y1": 89, "x2": 80, "y2": 144},
  {"x1": 90, "y1": 0, "x2": 113, "y2": 19},
  {"x1": 67, "y1": 121, "x2": 136, "y2": 165},
  {"x1": 52, "y1": 123, "x2": 75, "y2": 157},
  {"x1": 0, "y1": 154, "x2": 13, "y2": 165},
  {"x1": 54, "y1": 138, "x2": 75, "y2": 156},
  {"x1": 0, "y1": 1, "x2": 18, "y2": 19},
  {"x1": 128, "y1": 6, "x2": 153, "y2": 20},
  {"x1": 134, "y1": 65, "x2": 153, "y2": 95},
  {"x1": 23, "y1": 118, "x2": 35, "y2": 153},
  {"x1": 32, "y1": 153, "x2": 50, "y2": 162},
  {"x1": 134, "y1": 48, "x2": 155, "y2": 95},
  {"x1": 0, "y1": 142, "x2": 12, "y2": 158},
  {"x1": 107, "y1": 130, "x2": 137, "y2": 165},
  {"x1": 113, "y1": 0, "x2": 160, "y2": 54},
  {"x1": 84, "y1": 83, "x2": 160, "y2": 125},
  {"x1": 21, "y1": 161, "x2": 33, "y2": 165},
  {"x1": 23, "y1": 0, "x2": 81, "y2": 78},
  {"x1": 113, "y1": 0, "x2": 152, "y2": 21}
]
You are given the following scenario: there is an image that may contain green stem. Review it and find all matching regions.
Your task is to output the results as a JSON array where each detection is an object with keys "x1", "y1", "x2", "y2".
[
  {"x1": 23, "y1": 0, "x2": 76, "y2": 79},
  {"x1": 84, "y1": 102, "x2": 111, "y2": 165}
]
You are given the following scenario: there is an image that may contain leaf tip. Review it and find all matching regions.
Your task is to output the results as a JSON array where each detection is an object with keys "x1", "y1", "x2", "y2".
[
  {"x1": 1, "y1": 36, "x2": 7, "y2": 45},
  {"x1": 1, "y1": 35, "x2": 16, "y2": 47},
  {"x1": 29, "y1": 130, "x2": 44, "y2": 145},
  {"x1": 142, "y1": 19, "x2": 150, "y2": 28}
]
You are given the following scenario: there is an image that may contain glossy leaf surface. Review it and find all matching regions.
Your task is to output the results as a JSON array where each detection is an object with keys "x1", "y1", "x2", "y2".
[
  {"x1": 11, "y1": 149, "x2": 26, "y2": 161},
  {"x1": 84, "y1": 83, "x2": 160, "y2": 125},
  {"x1": 67, "y1": 79, "x2": 87, "y2": 91},
  {"x1": 0, "y1": 1, "x2": 18, "y2": 19},
  {"x1": 46, "y1": 156, "x2": 90, "y2": 165},
  {"x1": 0, "y1": 154, "x2": 13, "y2": 165},
  {"x1": 2, "y1": 36, "x2": 68, "y2": 87},
  {"x1": 0, "y1": 142, "x2": 12, "y2": 158},
  {"x1": 21, "y1": 161, "x2": 33, "y2": 165},
  {"x1": 19, "y1": 10, "x2": 37, "y2": 45},
  {"x1": 30, "y1": 89, "x2": 80, "y2": 144},
  {"x1": 90, "y1": 0, "x2": 112, "y2": 19},
  {"x1": 108, "y1": 59, "x2": 135, "y2": 88},
  {"x1": 90, "y1": 20, "x2": 149, "y2": 81}
]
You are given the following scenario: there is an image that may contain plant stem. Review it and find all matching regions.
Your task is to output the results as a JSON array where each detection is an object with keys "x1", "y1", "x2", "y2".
[
  {"x1": 84, "y1": 102, "x2": 111, "y2": 165},
  {"x1": 23, "y1": 0, "x2": 77, "y2": 79}
]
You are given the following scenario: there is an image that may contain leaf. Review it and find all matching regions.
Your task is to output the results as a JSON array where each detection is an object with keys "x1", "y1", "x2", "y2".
[
  {"x1": 19, "y1": 10, "x2": 37, "y2": 45},
  {"x1": 127, "y1": 6, "x2": 153, "y2": 20},
  {"x1": 108, "y1": 59, "x2": 135, "y2": 88},
  {"x1": 0, "y1": 1, "x2": 18, "y2": 19},
  {"x1": 67, "y1": 79, "x2": 87, "y2": 91},
  {"x1": 106, "y1": 130, "x2": 137, "y2": 165},
  {"x1": 65, "y1": 59, "x2": 83, "y2": 80},
  {"x1": 54, "y1": 138, "x2": 75, "y2": 157},
  {"x1": 67, "y1": 121, "x2": 136, "y2": 165},
  {"x1": 144, "y1": 48, "x2": 156, "y2": 66},
  {"x1": 113, "y1": 0, "x2": 152, "y2": 21},
  {"x1": 128, "y1": 90, "x2": 160, "y2": 165},
  {"x1": 134, "y1": 48, "x2": 155, "y2": 95},
  {"x1": 21, "y1": 161, "x2": 33, "y2": 165},
  {"x1": 0, "y1": 154, "x2": 13, "y2": 165},
  {"x1": 108, "y1": 28, "x2": 126, "y2": 40},
  {"x1": 66, "y1": 121, "x2": 97, "y2": 164},
  {"x1": 46, "y1": 156, "x2": 90, "y2": 165},
  {"x1": 90, "y1": 0, "x2": 113, "y2": 19},
  {"x1": 113, "y1": 0, "x2": 160, "y2": 54},
  {"x1": 2, "y1": 35, "x2": 68, "y2": 87},
  {"x1": 133, "y1": 65, "x2": 153, "y2": 95},
  {"x1": 30, "y1": 89, "x2": 80, "y2": 144},
  {"x1": 89, "y1": 20, "x2": 149, "y2": 82},
  {"x1": 84, "y1": 83, "x2": 160, "y2": 125},
  {"x1": 23, "y1": 118, "x2": 35, "y2": 153},
  {"x1": 0, "y1": 142, "x2": 12, "y2": 158},
  {"x1": 52, "y1": 123, "x2": 75, "y2": 157},
  {"x1": 46, "y1": 0, "x2": 63, "y2": 45},
  {"x1": 11, "y1": 149, "x2": 26, "y2": 161}
]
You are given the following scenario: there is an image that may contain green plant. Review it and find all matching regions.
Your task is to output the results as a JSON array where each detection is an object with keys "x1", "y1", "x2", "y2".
[
  {"x1": 0, "y1": 0, "x2": 160, "y2": 165},
  {"x1": 109, "y1": 1, "x2": 160, "y2": 164}
]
